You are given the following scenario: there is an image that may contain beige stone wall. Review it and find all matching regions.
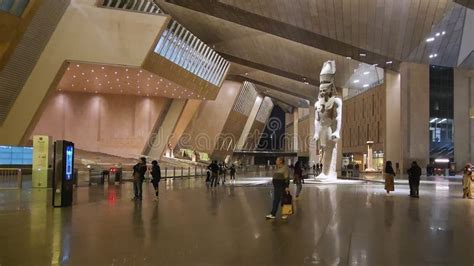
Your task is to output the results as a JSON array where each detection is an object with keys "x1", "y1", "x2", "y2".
[
  {"x1": 400, "y1": 62, "x2": 430, "y2": 171},
  {"x1": 454, "y1": 69, "x2": 474, "y2": 170},
  {"x1": 177, "y1": 80, "x2": 242, "y2": 156},
  {"x1": 0, "y1": 0, "x2": 168, "y2": 145},
  {"x1": 385, "y1": 70, "x2": 402, "y2": 168},
  {"x1": 341, "y1": 83, "x2": 386, "y2": 155},
  {"x1": 30, "y1": 91, "x2": 169, "y2": 158}
]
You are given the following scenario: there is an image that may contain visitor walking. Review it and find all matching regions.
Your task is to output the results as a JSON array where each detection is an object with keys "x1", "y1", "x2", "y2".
[
  {"x1": 384, "y1": 161, "x2": 395, "y2": 194},
  {"x1": 407, "y1": 161, "x2": 421, "y2": 198},
  {"x1": 132, "y1": 157, "x2": 147, "y2": 201},
  {"x1": 463, "y1": 163, "x2": 473, "y2": 199},
  {"x1": 266, "y1": 157, "x2": 290, "y2": 219},
  {"x1": 208, "y1": 160, "x2": 219, "y2": 188},
  {"x1": 293, "y1": 161, "x2": 303, "y2": 199},
  {"x1": 229, "y1": 164, "x2": 236, "y2": 183},
  {"x1": 150, "y1": 160, "x2": 161, "y2": 201}
]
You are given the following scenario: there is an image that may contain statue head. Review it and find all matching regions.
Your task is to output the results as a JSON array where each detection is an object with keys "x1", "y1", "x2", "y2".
[
  {"x1": 318, "y1": 60, "x2": 337, "y2": 101},
  {"x1": 318, "y1": 82, "x2": 336, "y2": 101}
]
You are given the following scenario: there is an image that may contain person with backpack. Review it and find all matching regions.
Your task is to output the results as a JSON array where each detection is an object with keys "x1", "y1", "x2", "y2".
[{"x1": 150, "y1": 160, "x2": 161, "y2": 201}]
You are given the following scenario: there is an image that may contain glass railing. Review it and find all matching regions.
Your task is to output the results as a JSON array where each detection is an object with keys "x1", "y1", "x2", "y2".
[
  {"x1": 100, "y1": 0, "x2": 163, "y2": 14},
  {"x1": 154, "y1": 20, "x2": 230, "y2": 86},
  {"x1": 0, "y1": 0, "x2": 30, "y2": 16}
]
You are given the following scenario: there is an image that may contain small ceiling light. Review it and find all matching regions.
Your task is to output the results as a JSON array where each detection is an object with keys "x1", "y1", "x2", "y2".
[
  {"x1": 84, "y1": 88, "x2": 87, "y2": 91},
  {"x1": 125, "y1": 69, "x2": 128, "y2": 72},
  {"x1": 244, "y1": 72, "x2": 249, "y2": 76},
  {"x1": 95, "y1": 91, "x2": 98, "y2": 94},
  {"x1": 58, "y1": 89, "x2": 62, "y2": 91},
  {"x1": 127, "y1": 76, "x2": 129, "y2": 79},
  {"x1": 105, "y1": 75, "x2": 108, "y2": 77},
  {"x1": 363, "y1": 71, "x2": 370, "y2": 75},
  {"x1": 442, "y1": 31, "x2": 446, "y2": 35},
  {"x1": 76, "y1": 64, "x2": 80, "y2": 68},
  {"x1": 118, "y1": 84, "x2": 121, "y2": 87},
  {"x1": 386, "y1": 61, "x2": 392, "y2": 64},
  {"x1": 86, "y1": 79, "x2": 89, "y2": 82},
  {"x1": 430, "y1": 118, "x2": 438, "y2": 123},
  {"x1": 67, "y1": 67, "x2": 70, "y2": 71},
  {"x1": 116, "y1": 79, "x2": 119, "y2": 81},
  {"x1": 147, "y1": 94, "x2": 149, "y2": 97},
  {"x1": 363, "y1": 84, "x2": 369, "y2": 88},
  {"x1": 101, "y1": 66, "x2": 105, "y2": 70},
  {"x1": 359, "y1": 53, "x2": 366, "y2": 57},
  {"x1": 95, "y1": 77, "x2": 98, "y2": 80},
  {"x1": 353, "y1": 80, "x2": 360, "y2": 83},
  {"x1": 346, "y1": 56, "x2": 351, "y2": 60},
  {"x1": 81, "y1": 73, "x2": 85, "y2": 75},
  {"x1": 71, "y1": 84, "x2": 74, "y2": 87},
  {"x1": 73, "y1": 75, "x2": 76, "y2": 78},
  {"x1": 160, "y1": 79, "x2": 163, "y2": 81},
  {"x1": 114, "y1": 72, "x2": 118, "y2": 75},
  {"x1": 91, "y1": 69, "x2": 94, "y2": 73},
  {"x1": 304, "y1": 81, "x2": 309, "y2": 85},
  {"x1": 426, "y1": 37, "x2": 435, "y2": 42},
  {"x1": 139, "y1": 70, "x2": 143, "y2": 73},
  {"x1": 138, "y1": 91, "x2": 141, "y2": 94},
  {"x1": 99, "y1": 83, "x2": 102, "y2": 86},
  {"x1": 127, "y1": 82, "x2": 130, "y2": 85},
  {"x1": 110, "y1": 87, "x2": 112, "y2": 89},
  {"x1": 107, "y1": 81, "x2": 110, "y2": 84},
  {"x1": 435, "y1": 32, "x2": 440, "y2": 37}
]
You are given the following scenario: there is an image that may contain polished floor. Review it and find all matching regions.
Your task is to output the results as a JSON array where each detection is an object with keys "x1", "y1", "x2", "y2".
[{"x1": 1, "y1": 177, "x2": 474, "y2": 266}]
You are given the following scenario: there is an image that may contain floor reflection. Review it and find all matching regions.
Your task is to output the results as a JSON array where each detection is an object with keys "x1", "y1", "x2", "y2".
[{"x1": 0, "y1": 177, "x2": 473, "y2": 265}]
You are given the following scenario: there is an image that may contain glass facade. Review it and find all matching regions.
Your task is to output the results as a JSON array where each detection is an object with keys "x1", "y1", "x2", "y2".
[
  {"x1": 154, "y1": 21, "x2": 230, "y2": 86},
  {"x1": 429, "y1": 66, "x2": 454, "y2": 161}
]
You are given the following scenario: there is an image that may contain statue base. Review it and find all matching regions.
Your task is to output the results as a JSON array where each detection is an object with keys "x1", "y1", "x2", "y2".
[{"x1": 314, "y1": 173, "x2": 338, "y2": 183}]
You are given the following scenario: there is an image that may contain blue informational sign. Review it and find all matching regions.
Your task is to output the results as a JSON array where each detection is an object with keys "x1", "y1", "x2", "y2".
[{"x1": 65, "y1": 145, "x2": 74, "y2": 180}]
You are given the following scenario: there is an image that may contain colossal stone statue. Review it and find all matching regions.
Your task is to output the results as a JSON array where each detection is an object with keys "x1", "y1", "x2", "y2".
[{"x1": 314, "y1": 60, "x2": 342, "y2": 182}]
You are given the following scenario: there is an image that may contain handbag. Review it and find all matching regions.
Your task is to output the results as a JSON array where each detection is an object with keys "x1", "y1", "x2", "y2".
[{"x1": 282, "y1": 204, "x2": 293, "y2": 215}]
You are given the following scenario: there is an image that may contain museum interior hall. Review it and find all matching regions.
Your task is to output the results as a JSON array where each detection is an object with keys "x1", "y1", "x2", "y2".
[{"x1": 1, "y1": 0, "x2": 474, "y2": 265}]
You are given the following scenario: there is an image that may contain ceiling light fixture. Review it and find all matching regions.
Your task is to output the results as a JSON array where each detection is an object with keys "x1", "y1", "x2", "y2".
[
  {"x1": 442, "y1": 31, "x2": 446, "y2": 35},
  {"x1": 101, "y1": 66, "x2": 105, "y2": 70},
  {"x1": 426, "y1": 37, "x2": 435, "y2": 42},
  {"x1": 435, "y1": 32, "x2": 440, "y2": 37},
  {"x1": 363, "y1": 84, "x2": 369, "y2": 88},
  {"x1": 363, "y1": 71, "x2": 370, "y2": 75},
  {"x1": 386, "y1": 61, "x2": 393, "y2": 64},
  {"x1": 353, "y1": 80, "x2": 360, "y2": 83},
  {"x1": 360, "y1": 53, "x2": 366, "y2": 57},
  {"x1": 430, "y1": 118, "x2": 438, "y2": 123},
  {"x1": 76, "y1": 64, "x2": 80, "y2": 68}
]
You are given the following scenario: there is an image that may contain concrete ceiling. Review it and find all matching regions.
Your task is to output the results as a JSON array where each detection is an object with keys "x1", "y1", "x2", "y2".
[{"x1": 155, "y1": 0, "x2": 471, "y2": 108}]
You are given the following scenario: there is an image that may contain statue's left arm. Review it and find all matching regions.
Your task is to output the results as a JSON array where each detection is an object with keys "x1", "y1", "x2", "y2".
[{"x1": 331, "y1": 98, "x2": 342, "y2": 141}]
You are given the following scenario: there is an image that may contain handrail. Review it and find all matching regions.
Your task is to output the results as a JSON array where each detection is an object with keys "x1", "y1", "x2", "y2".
[
  {"x1": 99, "y1": 0, "x2": 164, "y2": 15},
  {"x1": 0, "y1": 168, "x2": 22, "y2": 189}
]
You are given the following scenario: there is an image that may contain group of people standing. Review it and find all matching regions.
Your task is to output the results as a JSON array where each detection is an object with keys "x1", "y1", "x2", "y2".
[
  {"x1": 384, "y1": 160, "x2": 422, "y2": 197},
  {"x1": 132, "y1": 157, "x2": 161, "y2": 201},
  {"x1": 207, "y1": 161, "x2": 236, "y2": 187}
]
